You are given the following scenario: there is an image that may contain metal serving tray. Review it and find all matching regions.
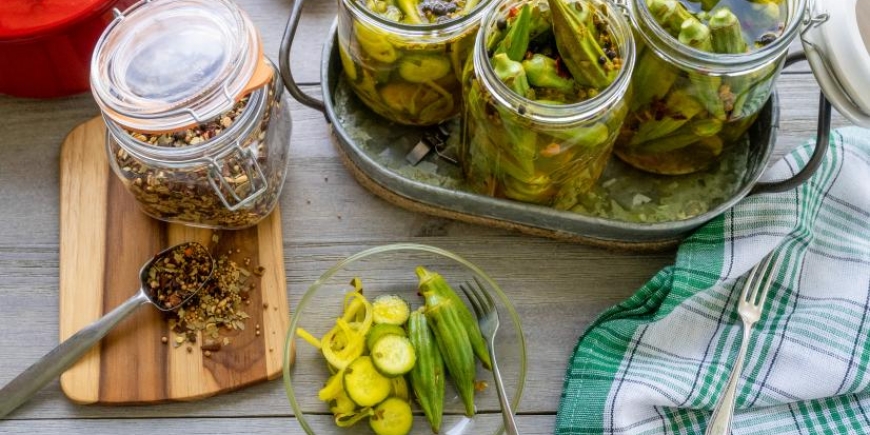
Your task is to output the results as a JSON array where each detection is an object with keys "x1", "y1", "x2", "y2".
[{"x1": 278, "y1": 2, "x2": 831, "y2": 250}]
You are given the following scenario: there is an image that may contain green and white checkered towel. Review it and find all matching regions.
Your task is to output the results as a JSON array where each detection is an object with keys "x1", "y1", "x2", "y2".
[{"x1": 556, "y1": 127, "x2": 870, "y2": 435}]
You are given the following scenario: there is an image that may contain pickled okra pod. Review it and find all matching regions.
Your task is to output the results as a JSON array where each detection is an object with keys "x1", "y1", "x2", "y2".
[
  {"x1": 416, "y1": 266, "x2": 492, "y2": 371},
  {"x1": 417, "y1": 266, "x2": 477, "y2": 417},
  {"x1": 522, "y1": 54, "x2": 575, "y2": 94},
  {"x1": 709, "y1": 7, "x2": 748, "y2": 54},
  {"x1": 494, "y1": 3, "x2": 532, "y2": 61},
  {"x1": 407, "y1": 309, "x2": 445, "y2": 433},
  {"x1": 646, "y1": 0, "x2": 695, "y2": 37},
  {"x1": 548, "y1": 0, "x2": 616, "y2": 89}
]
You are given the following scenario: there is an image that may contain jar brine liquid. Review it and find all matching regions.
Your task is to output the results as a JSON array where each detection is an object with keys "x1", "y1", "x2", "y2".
[
  {"x1": 336, "y1": 0, "x2": 493, "y2": 126},
  {"x1": 616, "y1": 0, "x2": 806, "y2": 175},
  {"x1": 460, "y1": 0, "x2": 635, "y2": 210}
]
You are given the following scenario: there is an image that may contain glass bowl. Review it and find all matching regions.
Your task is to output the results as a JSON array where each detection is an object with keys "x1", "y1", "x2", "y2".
[{"x1": 283, "y1": 243, "x2": 526, "y2": 435}]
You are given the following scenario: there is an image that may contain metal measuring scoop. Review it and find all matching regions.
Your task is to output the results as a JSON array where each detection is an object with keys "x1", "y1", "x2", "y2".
[{"x1": 0, "y1": 242, "x2": 215, "y2": 419}]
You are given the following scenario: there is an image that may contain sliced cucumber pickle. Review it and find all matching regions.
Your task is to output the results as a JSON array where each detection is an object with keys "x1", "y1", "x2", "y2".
[
  {"x1": 371, "y1": 334, "x2": 417, "y2": 377},
  {"x1": 343, "y1": 356, "x2": 392, "y2": 407},
  {"x1": 369, "y1": 397, "x2": 414, "y2": 435},
  {"x1": 372, "y1": 294, "x2": 411, "y2": 325}
]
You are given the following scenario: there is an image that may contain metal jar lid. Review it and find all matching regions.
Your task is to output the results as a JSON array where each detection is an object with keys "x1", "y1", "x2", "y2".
[
  {"x1": 801, "y1": 0, "x2": 870, "y2": 127},
  {"x1": 90, "y1": 0, "x2": 271, "y2": 133}
]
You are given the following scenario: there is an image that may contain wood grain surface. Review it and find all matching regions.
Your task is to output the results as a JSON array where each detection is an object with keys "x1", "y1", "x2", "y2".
[{"x1": 57, "y1": 117, "x2": 289, "y2": 404}]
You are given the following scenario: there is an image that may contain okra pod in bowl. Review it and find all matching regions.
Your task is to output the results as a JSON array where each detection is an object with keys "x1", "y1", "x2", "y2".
[
  {"x1": 617, "y1": 0, "x2": 808, "y2": 175},
  {"x1": 460, "y1": 0, "x2": 635, "y2": 210},
  {"x1": 336, "y1": 0, "x2": 494, "y2": 126}
]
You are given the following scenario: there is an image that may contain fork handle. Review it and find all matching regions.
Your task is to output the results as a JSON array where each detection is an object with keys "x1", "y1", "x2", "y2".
[
  {"x1": 705, "y1": 322, "x2": 753, "y2": 435},
  {"x1": 491, "y1": 349, "x2": 520, "y2": 435}
]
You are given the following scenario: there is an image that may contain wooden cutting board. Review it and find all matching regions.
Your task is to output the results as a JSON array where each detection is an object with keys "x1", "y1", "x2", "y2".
[{"x1": 58, "y1": 117, "x2": 291, "y2": 404}]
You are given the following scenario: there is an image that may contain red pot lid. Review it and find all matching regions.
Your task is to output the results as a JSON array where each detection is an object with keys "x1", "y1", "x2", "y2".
[{"x1": 0, "y1": 0, "x2": 116, "y2": 40}]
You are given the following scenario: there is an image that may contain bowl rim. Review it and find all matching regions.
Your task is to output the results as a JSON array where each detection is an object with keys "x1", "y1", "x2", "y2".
[{"x1": 282, "y1": 242, "x2": 527, "y2": 435}]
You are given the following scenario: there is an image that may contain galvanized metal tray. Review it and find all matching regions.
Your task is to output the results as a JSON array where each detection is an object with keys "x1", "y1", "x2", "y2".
[{"x1": 278, "y1": 2, "x2": 831, "y2": 250}]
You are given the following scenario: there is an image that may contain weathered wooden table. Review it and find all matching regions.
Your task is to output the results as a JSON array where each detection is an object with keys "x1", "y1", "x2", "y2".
[{"x1": 0, "y1": 1, "x2": 849, "y2": 433}]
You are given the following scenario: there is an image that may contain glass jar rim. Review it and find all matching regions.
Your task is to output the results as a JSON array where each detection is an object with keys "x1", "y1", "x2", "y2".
[
  {"x1": 473, "y1": 0, "x2": 636, "y2": 124},
  {"x1": 105, "y1": 84, "x2": 268, "y2": 165},
  {"x1": 341, "y1": 0, "x2": 495, "y2": 38},
  {"x1": 630, "y1": 0, "x2": 809, "y2": 74},
  {"x1": 91, "y1": 0, "x2": 261, "y2": 133}
]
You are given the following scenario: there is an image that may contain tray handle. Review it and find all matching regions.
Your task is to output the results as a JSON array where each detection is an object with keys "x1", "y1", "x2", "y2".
[
  {"x1": 279, "y1": 0, "x2": 327, "y2": 114},
  {"x1": 750, "y1": 51, "x2": 832, "y2": 195}
]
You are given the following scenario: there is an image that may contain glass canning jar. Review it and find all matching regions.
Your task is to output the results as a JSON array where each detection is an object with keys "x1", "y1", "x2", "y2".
[
  {"x1": 616, "y1": 0, "x2": 808, "y2": 175},
  {"x1": 91, "y1": 0, "x2": 291, "y2": 229},
  {"x1": 460, "y1": 0, "x2": 635, "y2": 210},
  {"x1": 336, "y1": 0, "x2": 493, "y2": 126}
]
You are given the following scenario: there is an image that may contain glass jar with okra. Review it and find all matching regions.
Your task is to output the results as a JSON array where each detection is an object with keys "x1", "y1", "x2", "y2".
[
  {"x1": 336, "y1": 0, "x2": 494, "y2": 126},
  {"x1": 460, "y1": 0, "x2": 635, "y2": 210},
  {"x1": 91, "y1": 0, "x2": 292, "y2": 229},
  {"x1": 617, "y1": 0, "x2": 808, "y2": 175}
]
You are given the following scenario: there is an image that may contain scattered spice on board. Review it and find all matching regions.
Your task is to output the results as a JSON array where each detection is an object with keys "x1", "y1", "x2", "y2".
[{"x1": 158, "y1": 235, "x2": 265, "y2": 352}]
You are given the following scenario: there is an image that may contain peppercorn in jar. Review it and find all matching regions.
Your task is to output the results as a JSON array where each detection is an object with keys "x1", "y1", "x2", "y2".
[{"x1": 91, "y1": 0, "x2": 291, "y2": 229}]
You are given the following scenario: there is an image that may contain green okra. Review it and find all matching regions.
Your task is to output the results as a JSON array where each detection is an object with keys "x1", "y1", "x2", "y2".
[
  {"x1": 415, "y1": 266, "x2": 493, "y2": 371},
  {"x1": 646, "y1": 0, "x2": 695, "y2": 37},
  {"x1": 492, "y1": 53, "x2": 532, "y2": 98},
  {"x1": 629, "y1": 89, "x2": 703, "y2": 145},
  {"x1": 495, "y1": 3, "x2": 533, "y2": 62},
  {"x1": 396, "y1": 0, "x2": 424, "y2": 23},
  {"x1": 549, "y1": 121, "x2": 610, "y2": 147},
  {"x1": 417, "y1": 266, "x2": 482, "y2": 417},
  {"x1": 636, "y1": 119, "x2": 724, "y2": 154},
  {"x1": 688, "y1": 72, "x2": 726, "y2": 120},
  {"x1": 678, "y1": 17, "x2": 714, "y2": 52},
  {"x1": 709, "y1": 7, "x2": 748, "y2": 54},
  {"x1": 629, "y1": 47, "x2": 678, "y2": 110},
  {"x1": 699, "y1": 0, "x2": 720, "y2": 11},
  {"x1": 630, "y1": 118, "x2": 690, "y2": 146},
  {"x1": 496, "y1": 106, "x2": 538, "y2": 177},
  {"x1": 666, "y1": 88, "x2": 705, "y2": 119},
  {"x1": 407, "y1": 309, "x2": 445, "y2": 434},
  {"x1": 522, "y1": 54, "x2": 575, "y2": 94},
  {"x1": 549, "y1": 0, "x2": 615, "y2": 89},
  {"x1": 689, "y1": 117, "x2": 723, "y2": 137}
]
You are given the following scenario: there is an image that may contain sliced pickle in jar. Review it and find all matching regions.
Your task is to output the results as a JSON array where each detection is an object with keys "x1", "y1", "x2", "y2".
[{"x1": 354, "y1": 23, "x2": 398, "y2": 64}]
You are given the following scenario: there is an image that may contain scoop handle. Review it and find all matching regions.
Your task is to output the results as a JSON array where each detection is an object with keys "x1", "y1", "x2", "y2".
[{"x1": 0, "y1": 290, "x2": 151, "y2": 419}]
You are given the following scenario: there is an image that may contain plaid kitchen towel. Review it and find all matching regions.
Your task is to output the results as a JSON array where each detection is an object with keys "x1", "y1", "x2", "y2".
[{"x1": 556, "y1": 127, "x2": 870, "y2": 435}]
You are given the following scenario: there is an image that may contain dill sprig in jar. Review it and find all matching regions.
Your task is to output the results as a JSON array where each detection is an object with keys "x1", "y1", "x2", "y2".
[{"x1": 91, "y1": 0, "x2": 291, "y2": 229}]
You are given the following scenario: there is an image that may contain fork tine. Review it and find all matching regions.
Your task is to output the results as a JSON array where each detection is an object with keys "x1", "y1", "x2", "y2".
[
  {"x1": 744, "y1": 252, "x2": 777, "y2": 305},
  {"x1": 473, "y1": 276, "x2": 496, "y2": 312},
  {"x1": 753, "y1": 254, "x2": 781, "y2": 306},
  {"x1": 740, "y1": 262, "x2": 762, "y2": 302},
  {"x1": 459, "y1": 284, "x2": 483, "y2": 318}
]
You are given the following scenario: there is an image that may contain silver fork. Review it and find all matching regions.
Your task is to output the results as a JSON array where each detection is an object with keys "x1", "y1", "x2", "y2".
[
  {"x1": 460, "y1": 278, "x2": 519, "y2": 435},
  {"x1": 705, "y1": 253, "x2": 779, "y2": 435}
]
